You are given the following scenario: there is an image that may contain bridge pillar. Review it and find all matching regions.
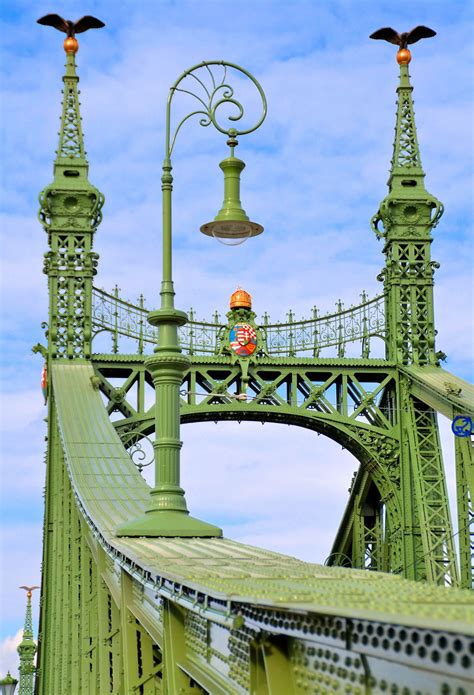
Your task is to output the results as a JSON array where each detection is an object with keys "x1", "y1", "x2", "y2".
[
  {"x1": 455, "y1": 433, "x2": 474, "y2": 589},
  {"x1": 38, "y1": 51, "x2": 104, "y2": 361},
  {"x1": 372, "y1": 60, "x2": 443, "y2": 367}
]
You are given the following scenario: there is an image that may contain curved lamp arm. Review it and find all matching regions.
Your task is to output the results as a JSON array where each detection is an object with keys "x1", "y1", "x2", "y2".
[
  {"x1": 160, "y1": 61, "x2": 267, "y2": 308},
  {"x1": 165, "y1": 60, "x2": 267, "y2": 158}
]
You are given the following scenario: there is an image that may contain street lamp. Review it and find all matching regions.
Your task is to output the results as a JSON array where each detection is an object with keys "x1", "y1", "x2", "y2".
[
  {"x1": 116, "y1": 61, "x2": 267, "y2": 536},
  {"x1": 0, "y1": 673, "x2": 18, "y2": 695},
  {"x1": 200, "y1": 129, "x2": 263, "y2": 245}
]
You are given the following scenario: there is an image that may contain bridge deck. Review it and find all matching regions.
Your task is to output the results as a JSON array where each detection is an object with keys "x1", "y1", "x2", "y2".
[
  {"x1": 53, "y1": 362, "x2": 474, "y2": 635},
  {"x1": 402, "y1": 365, "x2": 474, "y2": 419}
]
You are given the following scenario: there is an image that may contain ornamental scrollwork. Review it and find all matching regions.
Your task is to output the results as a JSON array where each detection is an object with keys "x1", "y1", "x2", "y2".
[
  {"x1": 166, "y1": 61, "x2": 267, "y2": 157},
  {"x1": 121, "y1": 430, "x2": 155, "y2": 474},
  {"x1": 91, "y1": 287, "x2": 386, "y2": 358},
  {"x1": 355, "y1": 428, "x2": 400, "y2": 484}
]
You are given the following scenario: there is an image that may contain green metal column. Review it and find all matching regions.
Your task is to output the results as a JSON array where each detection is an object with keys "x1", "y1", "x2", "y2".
[
  {"x1": 372, "y1": 60, "x2": 443, "y2": 366},
  {"x1": 455, "y1": 433, "x2": 474, "y2": 588},
  {"x1": 162, "y1": 600, "x2": 196, "y2": 694},
  {"x1": 38, "y1": 50, "x2": 104, "y2": 361},
  {"x1": 405, "y1": 394, "x2": 458, "y2": 585}
]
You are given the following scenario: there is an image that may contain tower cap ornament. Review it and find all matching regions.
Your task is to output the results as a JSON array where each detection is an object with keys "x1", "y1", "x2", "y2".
[
  {"x1": 19, "y1": 585, "x2": 40, "y2": 599},
  {"x1": 37, "y1": 14, "x2": 105, "y2": 52},
  {"x1": 230, "y1": 288, "x2": 252, "y2": 309},
  {"x1": 370, "y1": 25, "x2": 436, "y2": 64}
]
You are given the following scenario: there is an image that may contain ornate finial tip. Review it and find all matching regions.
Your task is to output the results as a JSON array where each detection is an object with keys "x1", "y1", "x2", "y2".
[
  {"x1": 37, "y1": 14, "x2": 104, "y2": 51},
  {"x1": 397, "y1": 48, "x2": 411, "y2": 64},
  {"x1": 64, "y1": 36, "x2": 79, "y2": 53},
  {"x1": 230, "y1": 288, "x2": 252, "y2": 309}
]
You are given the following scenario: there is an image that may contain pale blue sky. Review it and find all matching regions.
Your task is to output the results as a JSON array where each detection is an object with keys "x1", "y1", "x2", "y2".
[{"x1": 1, "y1": 0, "x2": 473, "y2": 677}]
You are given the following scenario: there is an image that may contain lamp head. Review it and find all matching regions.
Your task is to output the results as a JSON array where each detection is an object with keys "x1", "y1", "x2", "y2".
[
  {"x1": 0, "y1": 672, "x2": 18, "y2": 695},
  {"x1": 200, "y1": 134, "x2": 263, "y2": 246}
]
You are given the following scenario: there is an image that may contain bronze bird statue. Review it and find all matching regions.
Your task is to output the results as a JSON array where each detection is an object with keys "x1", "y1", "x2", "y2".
[
  {"x1": 37, "y1": 14, "x2": 105, "y2": 53},
  {"x1": 37, "y1": 14, "x2": 105, "y2": 37},
  {"x1": 370, "y1": 26, "x2": 436, "y2": 64}
]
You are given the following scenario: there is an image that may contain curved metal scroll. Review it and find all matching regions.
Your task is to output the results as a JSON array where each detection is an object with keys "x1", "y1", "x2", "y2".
[
  {"x1": 166, "y1": 61, "x2": 267, "y2": 157},
  {"x1": 121, "y1": 430, "x2": 155, "y2": 473}
]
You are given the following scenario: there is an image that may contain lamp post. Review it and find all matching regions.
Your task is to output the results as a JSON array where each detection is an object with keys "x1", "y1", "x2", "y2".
[
  {"x1": 0, "y1": 673, "x2": 18, "y2": 695},
  {"x1": 116, "y1": 61, "x2": 266, "y2": 536}
]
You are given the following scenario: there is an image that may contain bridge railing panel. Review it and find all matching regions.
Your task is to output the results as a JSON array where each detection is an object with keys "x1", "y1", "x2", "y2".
[{"x1": 91, "y1": 286, "x2": 386, "y2": 358}]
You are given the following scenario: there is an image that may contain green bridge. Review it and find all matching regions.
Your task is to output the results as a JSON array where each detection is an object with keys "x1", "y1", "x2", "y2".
[{"x1": 19, "y1": 18, "x2": 474, "y2": 695}]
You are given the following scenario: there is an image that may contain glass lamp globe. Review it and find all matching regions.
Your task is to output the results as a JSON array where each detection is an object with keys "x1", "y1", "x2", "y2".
[{"x1": 201, "y1": 220, "x2": 262, "y2": 246}]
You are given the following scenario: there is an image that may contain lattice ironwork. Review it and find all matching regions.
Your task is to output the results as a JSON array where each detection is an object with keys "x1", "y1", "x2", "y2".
[
  {"x1": 38, "y1": 51, "x2": 104, "y2": 360},
  {"x1": 92, "y1": 286, "x2": 386, "y2": 359},
  {"x1": 58, "y1": 82, "x2": 84, "y2": 158},
  {"x1": 392, "y1": 91, "x2": 421, "y2": 169},
  {"x1": 405, "y1": 395, "x2": 459, "y2": 586}
]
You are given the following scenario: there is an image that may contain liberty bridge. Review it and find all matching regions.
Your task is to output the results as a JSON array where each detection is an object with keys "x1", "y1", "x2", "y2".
[{"x1": 5, "y1": 15, "x2": 474, "y2": 695}]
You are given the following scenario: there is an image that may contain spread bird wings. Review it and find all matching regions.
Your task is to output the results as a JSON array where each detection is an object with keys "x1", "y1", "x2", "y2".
[
  {"x1": 407, "y1": 26, "x2": 436, "y2": 44},
  {"x1": 369, "y1": 27, "x2": 400, "y2": 45},
  {"x1": 74, "y1": 16, "x2": 106, "y2": 34},
  {"x1": 37, "y1": 14, "x2": 69, "y2": 34}
]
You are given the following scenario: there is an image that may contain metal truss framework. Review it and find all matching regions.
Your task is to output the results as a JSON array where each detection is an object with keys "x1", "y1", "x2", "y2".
[{"x1": 91, "y1": 353, "x2": 471, "y2": 589}]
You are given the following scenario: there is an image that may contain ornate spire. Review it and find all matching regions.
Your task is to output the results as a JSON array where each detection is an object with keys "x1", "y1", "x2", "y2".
[
  {"x1": 57, "y1": 53, "x2": 85, "y2": 159},
  {"x1": 371, "y1": 41, "x2": 444, "y2": 366},
  {"x1": 38, "y1": 35, "x2": 104, "y2": 360},
  {"x1": 17, "y1": 587, "x2": 38, "y2": 695},
  {"x1": 388, "y1": 62, "x2": 425, "y2": 192},
  {"x1": 51, "y1": 49, "x2": 90, "y2": 186}
]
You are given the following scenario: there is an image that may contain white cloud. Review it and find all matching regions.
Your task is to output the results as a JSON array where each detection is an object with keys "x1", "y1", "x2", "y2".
[{"x1": 0, "y1": 629, "x2": 22, "y2": 680}]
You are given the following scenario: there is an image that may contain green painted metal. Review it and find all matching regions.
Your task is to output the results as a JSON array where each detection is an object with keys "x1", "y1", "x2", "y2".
[
  {"x1": 371, "y1": 63, "x2": 443, "y2": 367},
  {"x1": 34, "y1": 33, "x2": 474, "y2": 695},
  {"x1": 200, "y1": 138, "x2": 264, "y2": 242},
  {"x1": 17, "y1": 591, "x2": 37, "y2": 695},
  {"x1": 38, "y1": 51, "x2": 104, "y2": 362},
  {"x1": 91, "y1": 285, "x2": 386, "y2": 357},
  {"x1": 455, "y1": 434, "x2": 474, "y2": 590},
  {"x1": 33, "y1": 362, "x2": 474, "y2": 693},
  {"x1": 117, "y1": 61, "x2": 266, "y2": 539}
]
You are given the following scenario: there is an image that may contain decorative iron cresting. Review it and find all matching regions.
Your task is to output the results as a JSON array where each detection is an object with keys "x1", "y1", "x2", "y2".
[{"x1": 92, "y1": 286, "x2": 386, "y2": 357}]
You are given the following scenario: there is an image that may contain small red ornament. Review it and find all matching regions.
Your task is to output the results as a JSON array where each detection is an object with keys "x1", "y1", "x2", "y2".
[{"x1": 41, "y1": 364, "x2": 48, "y2": 402}]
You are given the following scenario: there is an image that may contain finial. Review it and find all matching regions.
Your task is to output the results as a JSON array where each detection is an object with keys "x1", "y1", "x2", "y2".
[
  {"x1": 370, "y1": 25, "x2": 436, "y2": 64},
  {"x1": 37, "y1": 14, "x2": 105, "y2": 53},
  {"x1": 19, "y1": 585, "x2": 39, "y2": 600}
]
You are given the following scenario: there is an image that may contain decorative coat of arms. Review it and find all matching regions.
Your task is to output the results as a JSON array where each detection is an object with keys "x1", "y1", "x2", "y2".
[{"x1": 229, "y1": 323, "x2": 257, "y2": 356}]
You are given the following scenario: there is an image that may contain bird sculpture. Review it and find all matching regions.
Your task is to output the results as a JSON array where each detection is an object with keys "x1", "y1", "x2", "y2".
[
  {"x1": 37, "y1": 14, "x2": 105, "y2": 37},
  {"x1": 19, "y1": 585, "x2": 40, "y2": 599},
  {"x1": 370, "y1": 26, "x2": 436, "y2": 64},
  {"x1": 37, "y1": 14, "x2": 105, "y2": 53}
]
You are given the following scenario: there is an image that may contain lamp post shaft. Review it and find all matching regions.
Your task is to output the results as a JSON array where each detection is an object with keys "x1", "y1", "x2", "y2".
[
  {"x1": 161, "y1": 158, "x2": 174, "y2": 308},
  {"x1": 116, "y1": 61, "x2": 266, "y2": 537}
]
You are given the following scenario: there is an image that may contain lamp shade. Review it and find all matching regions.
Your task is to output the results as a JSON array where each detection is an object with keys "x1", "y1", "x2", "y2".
[
  {"x1": 0, "y1": 672, "x2": 18, "y2": 695},
  {"x1": 200, "y1": 153, "x2": 263, "y2": 245}
]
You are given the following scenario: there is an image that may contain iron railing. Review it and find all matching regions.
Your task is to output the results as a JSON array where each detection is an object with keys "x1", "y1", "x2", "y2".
[{"x1": 92, "y1": 286, "x2": 386, "y2": 358}]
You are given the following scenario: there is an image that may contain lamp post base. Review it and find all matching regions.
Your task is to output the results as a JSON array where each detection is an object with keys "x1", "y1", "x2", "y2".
[{"x1": 115, "y1": 510, "x2": 222, "y2": 537}]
